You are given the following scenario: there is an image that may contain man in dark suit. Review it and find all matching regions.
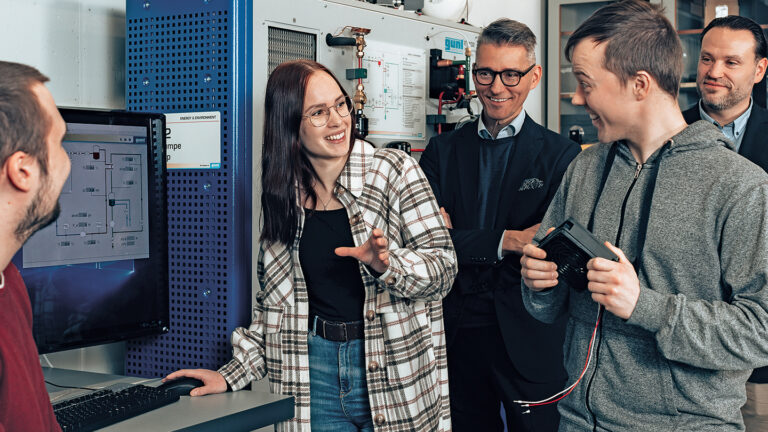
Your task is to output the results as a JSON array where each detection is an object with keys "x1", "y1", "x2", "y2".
[
  {"x1": 419, "y1": 19, "x2": 580, "y2": 432},
  {"x1": 682, "y1": 15, "x2": 768, "y2": 431}
]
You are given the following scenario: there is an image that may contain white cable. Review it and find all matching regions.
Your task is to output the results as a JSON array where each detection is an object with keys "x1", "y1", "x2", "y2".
[
  {"x1": 514, "y1": 304, "x2": 604, "y2": 406},
  {"x1": 516, "y1": 304, "x2": 602, "y2": 405},
  {"x1": 454, "y1": 114, "x2": 477, "y2": 130}
]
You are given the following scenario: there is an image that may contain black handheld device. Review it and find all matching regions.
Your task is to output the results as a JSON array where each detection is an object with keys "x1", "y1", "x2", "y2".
[{"x1": 537, "y1": 218, "x2": 618, "y2": 291}]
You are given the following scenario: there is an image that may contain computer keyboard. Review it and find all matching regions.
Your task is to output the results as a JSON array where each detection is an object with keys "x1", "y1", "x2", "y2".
[{"x1": 52, "y1": 384, "x2": 180, "y2": 432}]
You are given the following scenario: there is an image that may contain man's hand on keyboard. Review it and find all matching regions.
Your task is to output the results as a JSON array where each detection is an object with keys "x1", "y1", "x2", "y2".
[{"x1": 163, "y1": 369, "x2": 228, "y2": 397}]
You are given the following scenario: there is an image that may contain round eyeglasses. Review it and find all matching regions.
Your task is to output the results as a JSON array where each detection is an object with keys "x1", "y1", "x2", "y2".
[
  {"x1": 303, "y1": 97, "x2": 352, "y2": 127},
  {"x1": 472, "y1": 64, "x2": 536, "y2": 87}
]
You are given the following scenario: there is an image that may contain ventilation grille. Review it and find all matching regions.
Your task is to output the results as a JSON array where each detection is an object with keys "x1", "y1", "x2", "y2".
[
  {"x1": 125, "y1": 2, "x2": 249, "y2": 378},
  {"x1": 268, "y1": 27, "x2": 317, "y2": 74}
]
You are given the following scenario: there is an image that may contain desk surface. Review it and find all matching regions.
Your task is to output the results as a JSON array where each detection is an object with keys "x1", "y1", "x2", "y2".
[{"x1": 44, "y1": 368, "x2": 294, "y2": 432}]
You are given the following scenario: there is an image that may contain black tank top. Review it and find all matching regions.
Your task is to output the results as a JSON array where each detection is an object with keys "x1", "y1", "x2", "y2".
[{"x1": 299, "y1": 208, "x2": 365, "y2": 322}]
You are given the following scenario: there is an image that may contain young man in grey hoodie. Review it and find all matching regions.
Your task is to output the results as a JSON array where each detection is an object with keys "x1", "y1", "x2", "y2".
[{"x1": 520, "y1": 1, "x2": 768, "y2": 431}]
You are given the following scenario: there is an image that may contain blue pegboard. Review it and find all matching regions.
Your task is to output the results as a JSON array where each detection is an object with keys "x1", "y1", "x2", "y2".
[{"x1": 124, "y1": 0, "x2": 252, "y2": 377}]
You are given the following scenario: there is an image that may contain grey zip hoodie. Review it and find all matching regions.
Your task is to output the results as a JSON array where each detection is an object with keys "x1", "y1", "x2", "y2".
[{"x1": 523, "y1": 121, "x2": 768, "y2": 431}]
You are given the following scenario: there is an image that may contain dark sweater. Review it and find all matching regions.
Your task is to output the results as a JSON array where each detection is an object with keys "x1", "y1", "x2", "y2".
[
  {"x1": 0, "y1": 262, "x2": 61, "y2": 432},
  {"x1": 476, "y1": 135, "x2": 515, "y2": 229},
  {"x1": 463, "y1": 134, "x2": 516, "y2": 326}
]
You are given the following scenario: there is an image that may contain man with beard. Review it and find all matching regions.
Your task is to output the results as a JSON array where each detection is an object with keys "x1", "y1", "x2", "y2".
[
  {"x1": 0, "y1": 61, "x2": 72, "y2": 431},
  {"x1": 682, "y1": 16, "x2": 768, "y2": 430}
]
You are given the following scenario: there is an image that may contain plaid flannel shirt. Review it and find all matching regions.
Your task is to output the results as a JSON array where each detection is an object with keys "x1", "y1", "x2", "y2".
[{"x1": 219, "y1": 140, "x2": 457, "y2": 431}]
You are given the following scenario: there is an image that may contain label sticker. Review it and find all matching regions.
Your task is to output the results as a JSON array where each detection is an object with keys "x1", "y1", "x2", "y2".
[
  {"x1": 445, "y1": 37, "x2": 464, "y2": 54},
  {"x1": 165, "y1": 111, "x2": 221, "y2": 169}
]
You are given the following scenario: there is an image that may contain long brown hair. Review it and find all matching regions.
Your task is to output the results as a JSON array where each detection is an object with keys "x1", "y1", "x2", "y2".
[{"x1": 260, "y1": 59, "x2": 357, "y2": 246}]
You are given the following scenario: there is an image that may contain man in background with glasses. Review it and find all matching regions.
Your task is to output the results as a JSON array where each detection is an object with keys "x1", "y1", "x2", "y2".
[{"x1": 419, "y1": 18, "x2": 580, "y2": 432}]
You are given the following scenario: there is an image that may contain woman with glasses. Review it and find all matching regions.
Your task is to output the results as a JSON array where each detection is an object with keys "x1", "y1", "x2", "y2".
[{"x1": 164, "y1": 59, "x2": 457, "y2": 432}]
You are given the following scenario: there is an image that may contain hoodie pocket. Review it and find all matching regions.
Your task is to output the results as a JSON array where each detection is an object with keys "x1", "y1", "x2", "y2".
[{"x1": 592, "y1": 332, "x2": 680, "y2": 419}]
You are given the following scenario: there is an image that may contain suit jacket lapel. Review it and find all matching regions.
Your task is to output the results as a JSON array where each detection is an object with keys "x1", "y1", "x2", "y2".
[
  {"x1": 739, "y1": 106, "x2": 768, "y2": 172},
  {"x1": 493, "y1": 115, "x2": 543, "y2": 228},
  {"x1": 682, "y1": 105, "x2": 701, "y2": 124}
]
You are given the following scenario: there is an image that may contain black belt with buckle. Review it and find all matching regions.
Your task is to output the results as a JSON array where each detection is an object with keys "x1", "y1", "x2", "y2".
[{"x1": 312, "y1": 316, "x2": 365, "y2": 342}]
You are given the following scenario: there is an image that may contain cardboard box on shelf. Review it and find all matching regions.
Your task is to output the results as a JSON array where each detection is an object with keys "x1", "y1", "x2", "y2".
[{"x1": 704, "y1": 0, "x2": 738, "y2": 26}]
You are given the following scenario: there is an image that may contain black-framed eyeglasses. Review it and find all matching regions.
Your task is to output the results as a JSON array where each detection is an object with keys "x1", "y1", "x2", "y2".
[
  {"x1": 302, "y1": 97, "x2": 352, "y2": 127},
  {"x1": 472, "y1": 64, "x2": 536, "y2": 87}
]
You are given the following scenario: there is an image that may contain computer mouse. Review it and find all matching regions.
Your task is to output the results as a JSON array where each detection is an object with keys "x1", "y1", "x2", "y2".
[{"x1": 157, "y1": 377, "x2": 205, "y2": 397}]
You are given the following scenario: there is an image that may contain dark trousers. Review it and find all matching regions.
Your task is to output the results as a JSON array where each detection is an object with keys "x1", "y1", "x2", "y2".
[{"x1": 448, "y1": 325, "x2": 562, "y2": 432}]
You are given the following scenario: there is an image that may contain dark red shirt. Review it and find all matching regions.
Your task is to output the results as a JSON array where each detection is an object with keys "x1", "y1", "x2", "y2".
[{"x1": 0, "y1": 263, "x2": 61, "y2": 432}]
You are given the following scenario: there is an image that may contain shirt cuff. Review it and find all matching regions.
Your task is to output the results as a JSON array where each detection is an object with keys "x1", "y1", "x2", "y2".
[
  {"x1": 218, "y1": 359, "x2": 248, "y2": 392},
  {"x1": 497, "y1": 231, "x2": 505, "y2": 260},
  {"x1": 376, "y1": 267, "x2": 400, "y2": 288}
]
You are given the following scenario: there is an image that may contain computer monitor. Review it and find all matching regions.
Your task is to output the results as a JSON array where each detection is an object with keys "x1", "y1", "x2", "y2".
[{"x1": 12, "y1": 108, "x2": 169, "y2": 354}]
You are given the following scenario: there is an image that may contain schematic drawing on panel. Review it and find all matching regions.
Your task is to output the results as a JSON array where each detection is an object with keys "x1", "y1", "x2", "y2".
[
  {"x1": 23, "y1": 138, "x2": 150, "y2": 269},
  {"x1": 362, "y1": 40, "x2": 427, "y2": 140}
]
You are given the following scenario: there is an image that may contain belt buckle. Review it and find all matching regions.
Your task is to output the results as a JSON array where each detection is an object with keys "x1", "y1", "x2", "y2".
[
  {"x1": 340, "y1": 322, "x2": 348, "y2": 341},
  {"x1": 321, "y1": 319, "x2": 327, "y2": 339}
]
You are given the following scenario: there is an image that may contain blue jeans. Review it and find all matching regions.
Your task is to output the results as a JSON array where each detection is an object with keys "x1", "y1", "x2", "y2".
[{"x1": 308, "y1": 319, "x2": 374, "y2": 432}]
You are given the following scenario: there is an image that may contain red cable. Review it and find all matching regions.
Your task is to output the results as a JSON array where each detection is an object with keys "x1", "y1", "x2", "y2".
[
  {"x1": 437, "y1": 91, "x2": 445, "y2": 135},
  {"x1": 441, "y1": 88, "x2": 464, "y2": 106},
  {"x1": 523, "y1": 306, "x2": 604, "y2": 408},
  {"x1": 436, "y1": 66, "x2": 467, "y2": 135},
  {"x1": 358, "y1": 56, "x2": 362, "y2": 88}
]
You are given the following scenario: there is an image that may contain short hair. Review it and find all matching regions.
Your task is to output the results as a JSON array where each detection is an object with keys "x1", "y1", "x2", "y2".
[
  {"x1": 701, "y1": 15, "x2": 767, "y2": 61},
  {"x1": 565, "y1": 0, "x2": 683, "y2": 99},
  {"x1": 0, "y1": 61, "x2": 51, "y2": 174},
  {"x1": 477, "y1": 18, "x2": 537, "y2": 62}
]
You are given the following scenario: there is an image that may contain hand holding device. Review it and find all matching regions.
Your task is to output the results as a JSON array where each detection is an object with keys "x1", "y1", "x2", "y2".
[
  {"x1": 530, "y1": 218, "x2": 639, "y2": 318},
  {"x1": 586, "y1": 242, "x2": 640, "y2": 320},
  {"x1": 536, "y1": 218, "x2": 618, "y2": 292},
  {"x1": 520, "y1": 227, "x2": 559, "y2": 291}
]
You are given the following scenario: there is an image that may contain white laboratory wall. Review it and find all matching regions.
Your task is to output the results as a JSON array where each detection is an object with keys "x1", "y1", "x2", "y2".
[
  {"x1": 0, "y1": 0, "x2": 545, "y2": 375},
  {"x1": 467, "y1": 0, "x2": 547, "y2": 123},
  {"x1": 0, "y1": 0, "x2": 126, "y2": 109},
  {"x1": 0, "y1": 0, "x2": 547, "y2": 134}
]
